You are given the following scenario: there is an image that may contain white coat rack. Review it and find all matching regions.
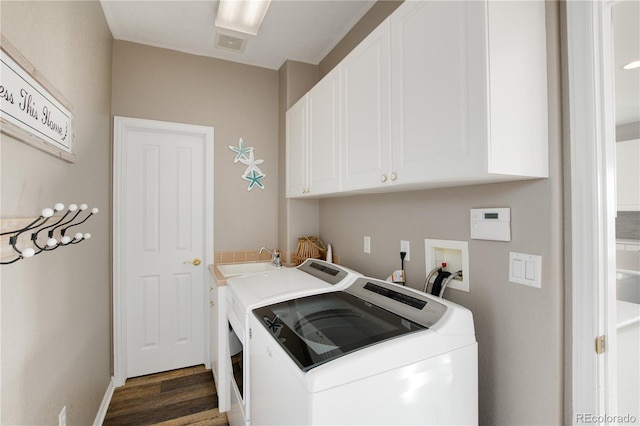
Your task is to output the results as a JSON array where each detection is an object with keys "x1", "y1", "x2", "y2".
[{"x1": 0, "y1": 203, "x2": 98, "y2": 264}]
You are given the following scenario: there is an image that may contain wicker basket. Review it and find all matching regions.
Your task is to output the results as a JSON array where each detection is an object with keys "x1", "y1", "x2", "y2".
[{"x1": 293, "y1": 236, "x2": 327, "y2": 265}]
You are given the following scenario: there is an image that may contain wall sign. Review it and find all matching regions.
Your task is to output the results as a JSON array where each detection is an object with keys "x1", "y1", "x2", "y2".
[{"x1": 0, "y1": 36, "x2": 74, "y2": 162}]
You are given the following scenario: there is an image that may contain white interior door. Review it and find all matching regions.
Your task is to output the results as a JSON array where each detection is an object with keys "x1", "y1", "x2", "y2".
[{"x1": 114, "y1": 116, "x2": 214, "y2": 381}]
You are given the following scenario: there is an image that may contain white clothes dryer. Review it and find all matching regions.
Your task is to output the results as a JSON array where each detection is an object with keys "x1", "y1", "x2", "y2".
[{"x1": 249, "y1": 276, "x2": 478, "y2": 425}]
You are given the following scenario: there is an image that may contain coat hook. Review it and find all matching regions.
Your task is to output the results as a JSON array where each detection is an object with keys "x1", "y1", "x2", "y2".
[{"x1": 1, "y1": 203, "x2": 98, "y2": 265}]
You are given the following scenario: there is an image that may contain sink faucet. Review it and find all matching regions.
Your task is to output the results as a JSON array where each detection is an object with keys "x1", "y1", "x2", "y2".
[{"x1": 260, "y1": 246, "x2": 282, "y2": 267}]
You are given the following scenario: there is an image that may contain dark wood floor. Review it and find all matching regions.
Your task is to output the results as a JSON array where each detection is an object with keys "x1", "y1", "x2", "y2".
[{"x1": 104, "y1": 365, "x2": 229, "y2": 426}]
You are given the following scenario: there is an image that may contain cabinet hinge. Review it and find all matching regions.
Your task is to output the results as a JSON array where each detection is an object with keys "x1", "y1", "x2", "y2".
[
  {"x1": 595, "y1": 335, "x2": 606, "y2": 354},
  {"x1": 249, "y1": 328, "x2": 252, "y2": 339}
]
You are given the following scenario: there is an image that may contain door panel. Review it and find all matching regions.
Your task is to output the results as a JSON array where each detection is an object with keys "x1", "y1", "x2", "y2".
[{"x1": 142, "y1": 275, "x2": 160, "y2": 349}]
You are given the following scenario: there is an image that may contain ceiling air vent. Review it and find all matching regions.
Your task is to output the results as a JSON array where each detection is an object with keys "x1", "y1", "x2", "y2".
[{"x1": 215, "y1": 31, "x2": 248, "y2": 53}]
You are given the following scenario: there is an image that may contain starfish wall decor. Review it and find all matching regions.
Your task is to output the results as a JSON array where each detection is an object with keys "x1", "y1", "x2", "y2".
[{"x1": 228, "y1": 137, "x2": 266, "y2": 191}]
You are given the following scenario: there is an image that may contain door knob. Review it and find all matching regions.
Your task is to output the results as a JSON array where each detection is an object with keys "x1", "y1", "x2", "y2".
[{"x1": 184, "y1": 258, "x2": 201, "y2": 266}]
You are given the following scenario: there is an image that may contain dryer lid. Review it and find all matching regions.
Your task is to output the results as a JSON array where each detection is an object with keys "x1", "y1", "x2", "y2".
[{"x1": 252, "y1": 290, "x2": 428, "y2": 371}]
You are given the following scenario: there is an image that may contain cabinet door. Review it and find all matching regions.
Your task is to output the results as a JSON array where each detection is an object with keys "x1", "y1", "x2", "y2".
[
  {"x1": 616, "y1": 139, "x2": 640, "y2": 211},
  {"x1": 390, "y1": 1, "x2": 487, "y2": 184},
  {"x1": 308, "y1": 67, "x2": 341, "y2": 195},
  {"x1": 341, "y1": 18, "x2": 391, "y2": 191},
  {"x1": 286, "y1": 96, "x2": 308, "y2": 197}
]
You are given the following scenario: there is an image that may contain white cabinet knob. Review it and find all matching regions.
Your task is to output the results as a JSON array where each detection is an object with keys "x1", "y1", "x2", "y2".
[
  {"x1": 381, "y1": 175, "x2": 388, "y2": 183},
  {"x1": 390, "y1": 172, "x2": 398, "y2": 181}
]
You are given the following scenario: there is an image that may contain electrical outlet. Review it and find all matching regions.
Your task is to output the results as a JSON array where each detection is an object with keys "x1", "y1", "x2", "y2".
[
  {"x1": 400, "y1": 240, "x2": 410, "y2": 261},
  {"x1": 59, "y1": 406, "x2": 67, "y2": 426},
  {"x1": 364, "y1": 236, "x2": 371, "y2": 254}
]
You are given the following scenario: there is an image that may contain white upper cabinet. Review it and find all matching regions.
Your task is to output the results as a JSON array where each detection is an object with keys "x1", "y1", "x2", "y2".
[
  {"x1": 286, "y1": 66, "x2": 341, "y2": 198},
  {"x1": 286, "y1": 0, "x2": 549, "y2": 197},
  {"x1": 341, "y1": 18, "x2": 391, "y2": 191},
  {"x1": 389, "y1": 0, "x2": 548, "y2": 188}
]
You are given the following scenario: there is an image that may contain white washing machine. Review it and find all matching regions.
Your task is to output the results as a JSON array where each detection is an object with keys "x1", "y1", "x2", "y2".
[
  {"x1": 249, "y1": 276, "x2": 478, "y2": 425},
  {"x1": 225, "y1": 259, "x2": 361, "y2": 426}
]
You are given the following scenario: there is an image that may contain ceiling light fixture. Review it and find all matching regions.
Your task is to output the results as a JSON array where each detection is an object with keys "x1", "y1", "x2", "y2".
[
  {"x1": 215, "y1": 0, "x2": 272, "y2": 36},
  {"x1": 622, "y1": 59, "x2": 640, "y2": 70}
]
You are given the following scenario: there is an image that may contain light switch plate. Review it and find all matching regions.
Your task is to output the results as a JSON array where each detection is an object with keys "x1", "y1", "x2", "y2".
[
  {"x1": 364, "y1": 236, "x2": 371, "y2": 254},
  {"x1": 509, "y1": 252, "x2": 541, "y2": 288}
]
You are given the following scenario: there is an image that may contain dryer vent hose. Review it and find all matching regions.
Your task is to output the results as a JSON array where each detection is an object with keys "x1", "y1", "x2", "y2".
[{"x1": 424, "y1": 268, "x2": 462, "y2": 298}]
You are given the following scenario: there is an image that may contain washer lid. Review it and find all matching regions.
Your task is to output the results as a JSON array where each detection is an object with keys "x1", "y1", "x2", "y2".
[
  {"x1": 252, "y1": 290, "x2": 427, "y2": 371},
  {"x1": 227, "y1": 259, "x2": 360, "y2": 311}
]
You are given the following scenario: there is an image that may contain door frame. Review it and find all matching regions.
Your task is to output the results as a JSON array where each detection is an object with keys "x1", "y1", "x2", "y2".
[
  {"x1": 112, "y1": 116, "x2": 214, "y2": 386},
  {"x1": 565, "y1": 1, "x2": 618, "y2": 422}
]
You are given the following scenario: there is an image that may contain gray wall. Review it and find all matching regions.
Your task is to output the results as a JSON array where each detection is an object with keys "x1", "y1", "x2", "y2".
[
  {"x1": 314, "y1": 1, "x2": 565, "y2": 425},
  {"x1": 0, "y1": 1, "x2": 113, "y2": 424},
  {"x1": 111, "y1": 41, "x2": 279, "y2": 252}
]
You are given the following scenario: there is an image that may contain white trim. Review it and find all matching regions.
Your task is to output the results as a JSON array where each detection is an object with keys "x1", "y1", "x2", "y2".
[
  {"x1": 93, "y1": 376, "x2": 116, "y2": 426},
  {"x1": 600, "y1": 3, "x2": 619, "y2": 419},
  {"x1": 566, "y1": 1, "x2": 618, "y2": 423},
  {"x1": 204, "y1": 122, "x2": 215, "y2": 372},
  {"x1": 113, "y1": 116, "x2": 127, "y2": 387},
  {"x1": 112, "y1": 116, "x2": 214, "y2": 386}
]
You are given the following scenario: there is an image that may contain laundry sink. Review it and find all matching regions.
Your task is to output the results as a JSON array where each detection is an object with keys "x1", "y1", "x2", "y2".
[{"x1": 217, "y1": 261, "x2": 279, "y2": 278}]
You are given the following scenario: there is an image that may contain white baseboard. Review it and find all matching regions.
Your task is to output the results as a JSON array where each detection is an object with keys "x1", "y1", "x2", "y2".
[{"x1": 93, "y1": 376, "x2": 116, "y2": 426}]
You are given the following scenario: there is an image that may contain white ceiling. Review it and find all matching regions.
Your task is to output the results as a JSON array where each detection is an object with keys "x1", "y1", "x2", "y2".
[{"x1": 99, "y1": 0, "x2": 376, "y2": 71}]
